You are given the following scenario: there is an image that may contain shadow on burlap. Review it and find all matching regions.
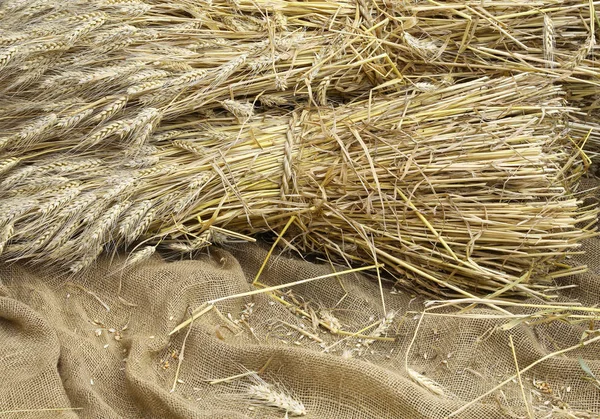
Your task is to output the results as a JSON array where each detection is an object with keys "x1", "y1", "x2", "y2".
[{"x1": 1, "y1": 179, "x2": 600, "y2": 418}]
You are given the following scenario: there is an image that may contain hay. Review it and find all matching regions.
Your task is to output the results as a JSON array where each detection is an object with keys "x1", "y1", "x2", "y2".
[{"x1": 0, "y1": 0, "x2": 598, "y2": 298}]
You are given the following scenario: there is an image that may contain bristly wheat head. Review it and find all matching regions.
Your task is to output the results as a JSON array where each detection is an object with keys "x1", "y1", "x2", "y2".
[
  {"x1": 10, "y1": 176, "x2": 70, "y2": 195},
  {"x1": 57, "y1": 192, "x2": 98, "y2": 220},
  {"x1": 94, "y1": 96, "x2": 128, "y2": 122},
  {"x1": 128, "y1": 208, "x2": 156, "y2": 244},
  {"x1": 246, "y1": 373, "x2": 306, "y2": 416},
  {"x1": 172, "y1": 140, "x2": 207, "y2": 156},
  {"x1": 38, "y1": 185, "x2": 82, "y2": 215},
  {"x1": 127, "y1": 79, "x2": 166, "y2": 95},
  {"x1": 168, "y1": 231, "x2": 212, "y2": 252},
  {"x1": 127, "y1": 69, "x2": 171, "y2": 83},
  {"x1": 221, "y1": 99, "x2": 254, "y2": 122},
  {"x1": 0, "y1": 198, "x2": 38, "y2": 228},
  {"x1": 0, "y1": 222, "x2": 14, "y2": 254},
  {"x1": 407, "y1": 369, "x2": 446, "y2": 397},
  {"x1": 166, "y1": 69, "x2": 207, "y2": 87},
  {"x1": 0, "y1": 46, "x2": 18, "y2": 68},
  {"x1": 212, "y1": 53, "x2": 248, "y2": 86},
  {"x1": 124, "y1": 245, "x2": 156, "y2": 268},
  {"x1": 363, "y1": 310, "x2": 396, "y2": 346},
  {"x1": 0, "y1": 157, "x2": 20, "y2": 175},
  {"x1": 403, "y1": 32, "x2": 438, "y2": 58},
  {"x1": 258, "y1": 94, "x2": 288, "y2": 107},
  {"x1": 117, "y1": 200, "x2": 152, "y2": 242},
  {"x1": 1, "y1": 166, "x2": 39, "y2": 189},
  {"x1": 319, "y1": 310, "x2": 342, "y2": 333},
  {"x1": 45, "y1": 219, "x2": 83, "y2": 254},
  {"x1": 16, "y1": 113, "x2": 57, "y2": 145},
  {"x1": 543, "y1": 14, "x2": 555, "y2": 68},
  {"x1": 84, "y1": 201, "x2": 132, "y2": 250},
  {"x1": 69, "y1": 246, "x2": 104, "y2": 274},
  {"x1": 124, "y1": 155, "x2": 160, "y2": 168},
  {"x1": 66, "y1": 12, "x2": 107, "y2": 43},
  {"x1": 57, "y1": 108, "x2": 94, "y2": 130},
  {"x1": 85, "y1": 120, "x2": 127, "y2": 145}
]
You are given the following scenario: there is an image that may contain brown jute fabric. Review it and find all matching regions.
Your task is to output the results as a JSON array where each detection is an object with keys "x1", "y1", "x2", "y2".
[{"x1": 1, "y1": 183, "x2": 599, "y2": 418}]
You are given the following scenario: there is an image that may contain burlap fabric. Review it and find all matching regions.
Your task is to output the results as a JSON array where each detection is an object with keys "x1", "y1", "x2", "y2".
[{"x1": 1, "y1": 184, "x2": 599, "y2": 418}]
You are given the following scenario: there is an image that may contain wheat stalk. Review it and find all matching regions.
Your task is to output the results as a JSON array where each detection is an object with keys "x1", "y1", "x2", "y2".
[
  {"x1": 0, "y1": 222, "x2": 14, "y2": 254},
  {"x1": 245, "y1": 373, "x2": 306, "y2": 417},
  {"x1": 221, "y1": 99, "x2": 254, "y2": 122},
  {"x1": 543, "y1": 14, "x2": 555, "y2": 68},
  {"x1": 0, "y1": 157, "x2": 20, "y2": 175},
  {"x1": 319, "y1": 310, "x2": 342, "y2": 333},
  {"x1": 363, "y1": 311, "x2": 396, "y2": 347},
  {"x1": 407, "y1": 368, "x2": 446, "y2": 397},
  {"x1": 124, "y1": 245, "x2": 156, "y2": 268}
]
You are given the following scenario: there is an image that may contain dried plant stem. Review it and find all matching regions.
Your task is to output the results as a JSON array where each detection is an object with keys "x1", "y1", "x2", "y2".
[
  {"x1": 171, "y1": 308, "x2": 195, "y2": 393},
  {"x1": 509, "y1": 335, "x2": 534, "y2": 419}
]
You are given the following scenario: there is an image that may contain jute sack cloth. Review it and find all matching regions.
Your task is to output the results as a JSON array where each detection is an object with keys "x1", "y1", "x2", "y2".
[
  {"x1": 1, "y1": 179, "x2": 599, "y2": 418},
  {"x1": 1, "y1": 237, "x2": 600, "y2": 418}
]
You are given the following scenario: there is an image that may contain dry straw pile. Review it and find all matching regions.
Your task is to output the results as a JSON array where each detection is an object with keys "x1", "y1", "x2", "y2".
[{"x1": 0, "y1": 0, "x2": 598, "y2": 298}]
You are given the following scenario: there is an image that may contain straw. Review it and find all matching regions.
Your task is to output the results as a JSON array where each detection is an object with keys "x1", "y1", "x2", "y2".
[{"x1": 0, "y1": 0, "x2": 598, "y2": 299}]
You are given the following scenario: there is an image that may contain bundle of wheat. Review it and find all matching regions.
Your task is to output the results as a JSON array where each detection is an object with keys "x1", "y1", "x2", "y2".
[
  {"x1": 0, "y1": 0, "x2": 597, "y2": 298},
  {"x1": 1, "y1": 72, "x2": 596, "y2": 297}
]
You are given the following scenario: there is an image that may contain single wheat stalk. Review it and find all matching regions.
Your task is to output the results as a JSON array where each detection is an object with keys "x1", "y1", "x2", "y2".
[
  {"x1": 172, "y1": 139, "x2": 207, "y2": 156},
  {"x1": 94, "y1": 96, "x2": 128, "y2": 122},
  {"x1": 127, "y1": 79, "x2": 166, "y2": 95},
  {"x1": 212, "y1": 53, "x2": 248, "y2": 87},
  {"x1": 128, "y1": 208, "x2": 156, "y2": 244},
  {"x1": 172, "y1": 174, "x2": 211, "y2": 214},
  {"x1": 66, "y1": 12, "x2": 107, "y2": 43},
  {"x1": 69, "y1": 245, "x2": 104, "y2": 274},
  {"x1": 0, "y1": 222, "x2": 14, "y2": 254},
  {"x1": 124, "y1": 245, "x2": 156, "y2": 268},
  {"x1": 0, "y1": 198, "x2": 38, "y2": 228},
  {"x1": 0, "y1": 157, "x2": 20, "y2": 175},
  {"x1": 168, "y1": 231, "x2": 212, "y2": 252},
  {"x1": 38, "y1": 185, "x2": 82, "y2": 215},
  {"x1": 319, "y1": 310, "x2": 342, "y2": 333},
  {"x1": 407, "y1": 368, "x2": 446, "y2": 397},
  {"x1": 221, "y1": 99, "x2": 254, "y2": 122},
  {"x1": 259, "y1": 94, "x2": 288, "y2": 107},
  {"x1": 57, "y1": 108, "x2": 94, "y2": 130},
  {"x1": 403, "y1": 32, "x2": 438, "y2": 58},
  {"x1": 246, "y1": 373, "x2": 306, "y2": 416},
  {"x1": 363, "y1": 311, "x2": 396, "y2": 346},
  {"x1": 57, "y1": 192, "x2": 98, "y2": 220},
  {"x1": 45, "y1": 220, "x2": 85, "y2": 254},
  {"x1": 117, "y1": 200, "x2": 152, "y2": 241},
  {"x1": 0, "y1": 46, "x2": 18, "y2": 68},
  {"x1": 85, "y1": 120, "x2": 127, "y2": 145},
  {"x1": 167, "y1": 69, "x2": 207, "y2": 87},
  {"x1": 543, "y1": 14, "x2": 555, "y2": 68},
  {"x1": 127, "y1": 69, "x2": 171, "y2": 83},
  {"x1": 84, "y1": 201, "x2": 132, "y2": 250},
  {"x1": 15, "y1": 113, "x2": 57, "y2": 145},
  {"x1": 123, "y1": 155, "x2": 160, "y2": 168},
  {"x1": 10, "y1": 176, "x2": 70, "y2": 195}
]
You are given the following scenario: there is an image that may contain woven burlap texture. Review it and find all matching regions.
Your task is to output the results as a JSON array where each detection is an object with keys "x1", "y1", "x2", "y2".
[{"x1": 1, "y1": 230, "x2": 600, "y2": 419}]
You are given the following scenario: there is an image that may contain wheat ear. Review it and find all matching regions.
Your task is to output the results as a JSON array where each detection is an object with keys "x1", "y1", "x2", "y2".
[{"x1": 246, "y1": 373, "x2": 306, "y2": 416}]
